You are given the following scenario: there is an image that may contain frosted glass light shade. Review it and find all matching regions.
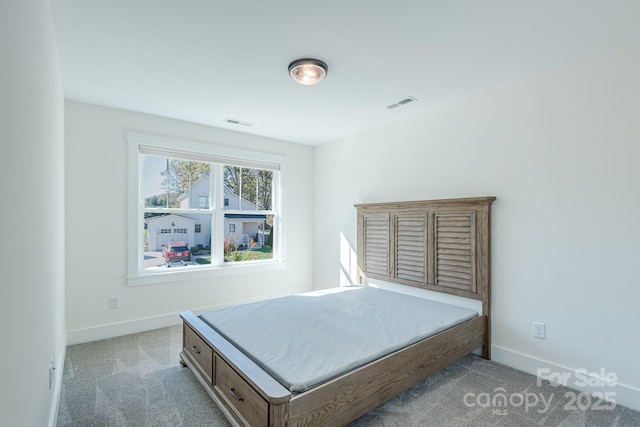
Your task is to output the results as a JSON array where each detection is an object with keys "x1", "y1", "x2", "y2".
[{"x1": 288, "y1": 58, "x2": 328, "y2": 85}]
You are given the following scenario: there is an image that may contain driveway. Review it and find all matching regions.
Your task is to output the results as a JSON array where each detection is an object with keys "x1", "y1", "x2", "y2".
[{"x1": 143, "y1": 251, "x2": 209, "y2": 269}]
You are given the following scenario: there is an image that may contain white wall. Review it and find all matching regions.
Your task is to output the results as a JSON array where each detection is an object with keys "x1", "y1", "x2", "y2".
[
  {"x1": 65, "y1": 101, "x2": 313, "y2": 342},
  {"x1": 0, "y1": 1, "x2": 66, "y2": 426},
  {"x1": 313, "y1": 44, "x2": 640, "y2": 411}
]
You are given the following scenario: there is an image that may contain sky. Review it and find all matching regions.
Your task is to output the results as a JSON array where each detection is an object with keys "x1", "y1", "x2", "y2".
[{"x1": 143, "y1": 156, "x2": 167, "y2": 198}]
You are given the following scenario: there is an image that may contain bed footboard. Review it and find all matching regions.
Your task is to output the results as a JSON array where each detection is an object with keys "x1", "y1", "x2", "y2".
[
  {"x1": 180, "y1": 311, "x2": 291, "y2": 427},
  {"x1": 181, "y1": 311, "x2": 485, "y2": 427},
  {"x1": 287, "y1": 315, "x2": 485, "y2": 426}
]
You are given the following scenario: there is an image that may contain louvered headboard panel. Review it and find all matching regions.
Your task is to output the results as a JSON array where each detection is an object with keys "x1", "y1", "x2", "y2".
[
  {"x1": 356, "y1": 197, "x2": 495, "y2": 302},
  {"x1": 363, "y1": 213, "x2": 390, "y2": 276},
  {"x1": 395, "y1": 213, "x2": 427, "y2": 283},
  {"x1": 435, "y1": 211, "x2": 476, "y2": 293}
]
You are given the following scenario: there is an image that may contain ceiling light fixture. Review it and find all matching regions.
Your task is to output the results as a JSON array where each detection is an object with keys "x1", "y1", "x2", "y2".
[{"x1": 288, "y1": 58, "x2": 328, "y2": 85}]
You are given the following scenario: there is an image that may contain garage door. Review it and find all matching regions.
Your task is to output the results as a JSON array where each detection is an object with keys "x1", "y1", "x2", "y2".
[{"x1": 157, "y1": 228, "x2": 188, "y2": 250}]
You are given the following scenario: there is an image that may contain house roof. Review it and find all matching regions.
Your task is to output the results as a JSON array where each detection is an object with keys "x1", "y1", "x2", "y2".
[
  {"x1": 224, "y1": 214, "x2": 267, "y2": 219},
  {"x1": 174, "y1": 172, "x2": 259, "y2": 210},
  {"x1": 144, "y1": 214, "x2": 197, "y2": 223},
  {"x1": 176, "y1": 172, "x2": 210, "y2": 202}
]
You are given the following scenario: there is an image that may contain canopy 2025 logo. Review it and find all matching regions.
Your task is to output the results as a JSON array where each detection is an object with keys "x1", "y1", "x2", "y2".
[{"x1": 537, "y1": 368, "x2": 617, "y2": 411}]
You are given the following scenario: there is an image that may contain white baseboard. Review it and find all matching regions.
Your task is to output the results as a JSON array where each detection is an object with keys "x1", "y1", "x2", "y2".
[
  {"x1": 66, "y1": 312, "x2": 183, "y2": 345},
  {"x1": 66, "y1": 293, "x2": 300, "y2": 346},
  {"x1": 49, "y1": 336, "x2": 67, "y2": 427},
  {"x1": 66, "y1": 299, "x2": 255, "y2": 346},
  {"x1": 492, "y1": 345, "x2": 640, "y2": 413}
]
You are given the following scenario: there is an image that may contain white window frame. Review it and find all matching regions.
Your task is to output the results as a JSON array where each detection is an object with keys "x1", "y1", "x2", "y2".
[{"x1": 127, "y1": 132, "x2": 286, "y2": 286}]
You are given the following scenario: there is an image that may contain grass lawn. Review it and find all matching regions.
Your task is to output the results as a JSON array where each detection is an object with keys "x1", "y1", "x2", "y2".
[
  {"x1": 226, "y1": 247, "x2": 273, "y2": 262},
  {"x1": 195, "y1": 247, "x2": 273, "y2": 264}
]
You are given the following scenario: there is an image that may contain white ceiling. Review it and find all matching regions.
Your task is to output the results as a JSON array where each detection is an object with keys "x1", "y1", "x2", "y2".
[{"x1": 51, "y1": 1, "x2": 640, "y2": 146}]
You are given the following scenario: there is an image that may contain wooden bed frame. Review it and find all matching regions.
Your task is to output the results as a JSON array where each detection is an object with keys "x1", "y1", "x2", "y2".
[{"x1": 180, "y1": 196, "x2": 495, "y2": 426}]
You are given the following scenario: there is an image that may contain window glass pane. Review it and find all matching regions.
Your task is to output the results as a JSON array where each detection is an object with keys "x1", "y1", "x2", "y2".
[
  {"x1": 257, "y1": 170, "x2": 273, "y2": 210},
  {"x1": 241, "y1": 168, "x2": 258, "y2": 210},
  {"x1": 143, "y1": 212, "x2": 212, "y2": 270},
  {"x1": 198, "y1": 196, "x2": 209, "y2": 209},
  {"x1": 223, "y1": 166, "x2": 273, "y2": 211},
  {"x1": 143, "y1": 156, "x2": 171, "y2": 208},
  {"x1": 144, "y1": 155, "x2": 210, "y2": 209},
  {"x1": 224, "y1": 214, "x2": 274, "y2": 262},
  {"x1": 172, "y1": 160, "x2": 210, "y2": 209},
  {"x1": 223, "y1": 166, "x2": 240, "y2": 210}
]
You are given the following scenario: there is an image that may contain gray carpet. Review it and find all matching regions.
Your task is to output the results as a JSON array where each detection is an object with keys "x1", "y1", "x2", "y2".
[{"x1": 56, "y1": 326, "x2": 640, "y2": 426}]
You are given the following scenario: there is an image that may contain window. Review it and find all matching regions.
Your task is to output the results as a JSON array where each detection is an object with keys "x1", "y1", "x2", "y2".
[
  {"x1": 128, "y1": 133, "x2": 285, "y2": 284},
  {"x1": 199, "y1": 196, "x2": 209, "y2": 209}
]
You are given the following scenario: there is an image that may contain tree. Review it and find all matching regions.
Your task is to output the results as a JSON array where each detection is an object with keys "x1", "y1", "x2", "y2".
[
  {"x1": 256, "y1": 169, "x2": 273, "y2": 210},
  {"x1": 224, "y1": 166, "x2": 273, "y2": 210},
  {"x1": 224, "y1": 166, "x2": 241, "y2": 196},
  {"x1": 153, "y1": 160, "x2": 272, "y2": 210},
  {"x1": 265, "y1": 222, "x2": 274, "y2": 248}
]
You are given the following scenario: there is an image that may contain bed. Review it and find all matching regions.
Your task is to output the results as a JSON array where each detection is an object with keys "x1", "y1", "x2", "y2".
[{"x1": 180, "y1": 196, "x2": 495, "y2": 426}]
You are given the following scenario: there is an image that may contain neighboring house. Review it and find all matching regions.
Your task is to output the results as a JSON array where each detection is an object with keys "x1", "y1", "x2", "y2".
[
  {"x1": 225, "y1": 213, "x2": 268, "y2": 248},
  {"x1": 146, "y1": 174, "x2": 268, "y2": 251},
  {"x1": 222, "y1": 183, "x2": 260, "y2": 210},
  {"x1": 221, "y1": 183, "x2": 268, "y2": 248},
  {"x1": 177, "y1": 173, "x2": 213, "y2": 210}
]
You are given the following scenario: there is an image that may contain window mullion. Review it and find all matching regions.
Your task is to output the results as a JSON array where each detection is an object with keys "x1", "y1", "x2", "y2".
[
  {"x1": 212, "y1": 164, "x2": 224, "y2": 265},
  {"x1": 273, "y1": 166, "x2": 282, "y2": 261}
]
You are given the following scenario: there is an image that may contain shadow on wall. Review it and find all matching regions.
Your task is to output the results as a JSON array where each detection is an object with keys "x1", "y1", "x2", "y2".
[{"x1": 340, "y1": 232, "x2": 358, "y2": 286}]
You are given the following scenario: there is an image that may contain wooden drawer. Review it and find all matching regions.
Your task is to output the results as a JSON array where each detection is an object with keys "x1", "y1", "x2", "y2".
[
  {"x1": 183, "y1": 324, "x2": 213, "y2": 382},
  {"x1": 215, "y1": 354, "x2": 268, "y2": 427}
]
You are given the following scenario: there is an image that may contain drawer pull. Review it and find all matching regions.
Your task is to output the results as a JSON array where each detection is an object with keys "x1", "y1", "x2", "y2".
[
  {"x1": 191, "y1": 345, "x2": 201, "y2": 354},
  {"x1": 229, "y1": 388, "x2": 244, "y2": 402}
]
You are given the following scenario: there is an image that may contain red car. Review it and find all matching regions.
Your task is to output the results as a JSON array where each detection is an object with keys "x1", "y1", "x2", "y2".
[{"x1": 163, "y1": 241, "x2": 191, "y2": 263}]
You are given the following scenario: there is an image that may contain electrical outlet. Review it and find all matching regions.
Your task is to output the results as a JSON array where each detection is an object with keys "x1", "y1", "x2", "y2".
[
  {"x1": 533, "y1": 322, "x2": 546, "y2": 339},
  {"x1": 109, "y1": 296, "x2": 120, "y2": 309}
]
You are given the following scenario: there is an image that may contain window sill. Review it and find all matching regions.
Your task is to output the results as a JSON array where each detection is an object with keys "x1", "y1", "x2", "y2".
[{"x1": 127, "y1": 260, "x2": 287, "y2": 287}]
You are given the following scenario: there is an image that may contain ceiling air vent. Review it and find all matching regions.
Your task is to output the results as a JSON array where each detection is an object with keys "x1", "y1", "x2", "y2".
[
  {"x1": 386, "y1": 96, "x2": 418, "y2": 110},
  {"x1": 224, "y1": 118, "x2": 255, "y2": 127}
]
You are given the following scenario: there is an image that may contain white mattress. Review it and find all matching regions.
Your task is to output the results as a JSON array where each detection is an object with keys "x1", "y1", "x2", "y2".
[{"x1": 199, "y1": 286, "x2": 478, "y2": 393}]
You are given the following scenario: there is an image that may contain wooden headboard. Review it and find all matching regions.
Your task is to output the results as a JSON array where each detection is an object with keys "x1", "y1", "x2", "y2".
[{"x1": 355, "y1": 196, "x2": 495, "y2": 352}]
